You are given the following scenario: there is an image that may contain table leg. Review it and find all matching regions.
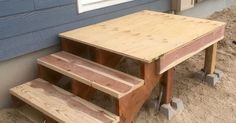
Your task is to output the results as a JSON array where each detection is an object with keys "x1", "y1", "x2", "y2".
[
  {"x1": 159, "y1": 68, "x2": 184, "y2": 120},
  {"x1": 204, "y1": 43, "x2": 217, "y2": 74},
  {"x1": 200, "y1": 43, "x2": 223, "y2": 86},
  {"x1": 161, "y1": 68, "x2": 174, "y2": 104}
]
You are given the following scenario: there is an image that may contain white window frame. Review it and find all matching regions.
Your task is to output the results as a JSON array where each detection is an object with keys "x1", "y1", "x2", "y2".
[{"x1": 78, "y1": 0, "x2": 134, "y2": 13}]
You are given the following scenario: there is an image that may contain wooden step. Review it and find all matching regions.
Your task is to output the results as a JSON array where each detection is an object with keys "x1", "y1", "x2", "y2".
[
  {"x1": 10, "y1": 79, "x2": 119, "y2": 123},
  {"x1": 37, "y1": 51, "x2": 144, "y2": 98}
]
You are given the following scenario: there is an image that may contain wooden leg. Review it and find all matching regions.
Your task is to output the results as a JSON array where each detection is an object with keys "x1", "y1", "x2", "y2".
[
  {"x1": 116, "y1": 62, "x2": 161, "y2": 123},
  {"x1": 161, "y1": 68, "x2": 174, "y2": 104},
  {"x1": 204, "y1": 43, "x2": 217, "y2": 74}
]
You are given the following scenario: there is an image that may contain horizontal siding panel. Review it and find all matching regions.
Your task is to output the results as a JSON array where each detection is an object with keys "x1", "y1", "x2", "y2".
[
  {"x1": 34, "y1": 0, "x2": 75, "y2": 10},
  {"x1": 0, "y1": 0, "x2": 170, "y2": 61},
  {"x1": 0, "y1": 32, "x2": 42, "y2": 61},
  {"x1": 0, "y1": 0, "x2": 35, "y2": 17},
  {"x1": 0, "y1": 0, "x2": 158, "y2": 40},
  {"x1": 0, "y1": 4, "x2": 78, "y2": 40}
]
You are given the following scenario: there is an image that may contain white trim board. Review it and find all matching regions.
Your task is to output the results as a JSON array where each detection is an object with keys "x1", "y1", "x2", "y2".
[{"x1": 78, "y1": 0, "x2": 134, "y2": 13}]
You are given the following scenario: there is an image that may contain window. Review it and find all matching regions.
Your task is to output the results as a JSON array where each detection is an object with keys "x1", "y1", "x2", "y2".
[{"x1": 78, "y1": 0, "x2": 134, "y2": 13}]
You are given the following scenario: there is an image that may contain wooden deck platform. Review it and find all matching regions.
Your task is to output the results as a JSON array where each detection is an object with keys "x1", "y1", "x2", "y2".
[{"x1": 60, "y1": 10, "x2": 225, "y2": 63}]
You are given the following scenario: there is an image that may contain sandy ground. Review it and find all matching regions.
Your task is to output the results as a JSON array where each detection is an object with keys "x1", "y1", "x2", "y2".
[
  {"x1": 1, "y1": 5, "x2": 236, "y2": 123},
  {"x1": 135, "y1": 5, "x2": 236, "y2": 123},
  {"x1": 0, "y1": 108, "x2": 32, "y2": 123}
]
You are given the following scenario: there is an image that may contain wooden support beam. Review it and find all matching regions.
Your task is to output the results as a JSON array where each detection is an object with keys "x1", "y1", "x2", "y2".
[
  {"x1": 157, "y1": 27, "x2": 224, "y2": 74},
  {"x1": 161, "y1": 68, "x2": 174, "y2": 104},
  {"x1": 116, "y1": 62, "x2": 161, "y2": 123},
  {"x1": 204, "y1": 43, "x2": 217, "y2": 74}
]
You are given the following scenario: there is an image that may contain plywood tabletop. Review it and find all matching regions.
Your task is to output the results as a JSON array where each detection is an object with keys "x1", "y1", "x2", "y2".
[{"x1": 60, "y1": 10, "x2": 225, "y2": 63}]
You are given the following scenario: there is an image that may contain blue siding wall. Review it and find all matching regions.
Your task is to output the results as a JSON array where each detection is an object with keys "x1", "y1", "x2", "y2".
[
  {"x1": 0, "y1": 0, "x2": 35, "y2": 17},
  {"x1": 0, "y1": 0, "x2": 171, "y2": 61}
]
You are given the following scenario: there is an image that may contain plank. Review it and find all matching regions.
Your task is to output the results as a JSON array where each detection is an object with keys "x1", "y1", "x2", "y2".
[
  {"x1": 157, "y1": 26, "x2": 224, "y2": 74},
  {"x1": 10, "y1": 78, "x2": 119, "y2": 123},
  {"x1": 37, "y1": 51, "x2": 144, "y2": 98},
  {"x1": 204, "y1": 43, "x2": 217, "y2": 74},
  {"x1": 59, "y1": 10, "x2": 226, "y2": 63}
]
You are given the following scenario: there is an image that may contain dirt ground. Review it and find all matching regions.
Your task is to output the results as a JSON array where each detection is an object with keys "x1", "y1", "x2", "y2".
[
  {"x1": 135, "y1": 5, "x2": 236, "y2": 123},
  {"x1": 0, "y1": 108, "x2": 32, "y2": 123},
  {"x1": 1, "y1": 5, "x2": 236, "y2": 123}
]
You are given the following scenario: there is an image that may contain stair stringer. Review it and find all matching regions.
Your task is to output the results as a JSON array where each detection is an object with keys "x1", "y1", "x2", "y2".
[{"x1": 116, "y1": 62, "x2": 162, "y2": 123}]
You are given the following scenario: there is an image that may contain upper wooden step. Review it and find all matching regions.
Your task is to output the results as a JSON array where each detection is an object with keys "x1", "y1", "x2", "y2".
[
  {"x1": 10, "y1": 79, "x2": 119, "y2": 123},
  {"x1": 37, "y1": 51, "x2": 144, "y2": 98}
]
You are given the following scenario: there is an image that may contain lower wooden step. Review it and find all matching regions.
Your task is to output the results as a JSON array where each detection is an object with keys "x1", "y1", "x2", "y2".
[{"x1": 10, "y1": 79, "x2": 119, "y2": 123}]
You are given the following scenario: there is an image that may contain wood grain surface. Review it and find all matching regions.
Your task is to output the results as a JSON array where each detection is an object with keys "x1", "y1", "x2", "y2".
[
  {"x1": 60, "y1": 10, "x2": 225, "y2": 63},
  {"x1": 10, "y1": 78, "x2": 119, "y2": 123},
  {"x1": 38, "y1": 51, "x2": 144, "y2": 98}
]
